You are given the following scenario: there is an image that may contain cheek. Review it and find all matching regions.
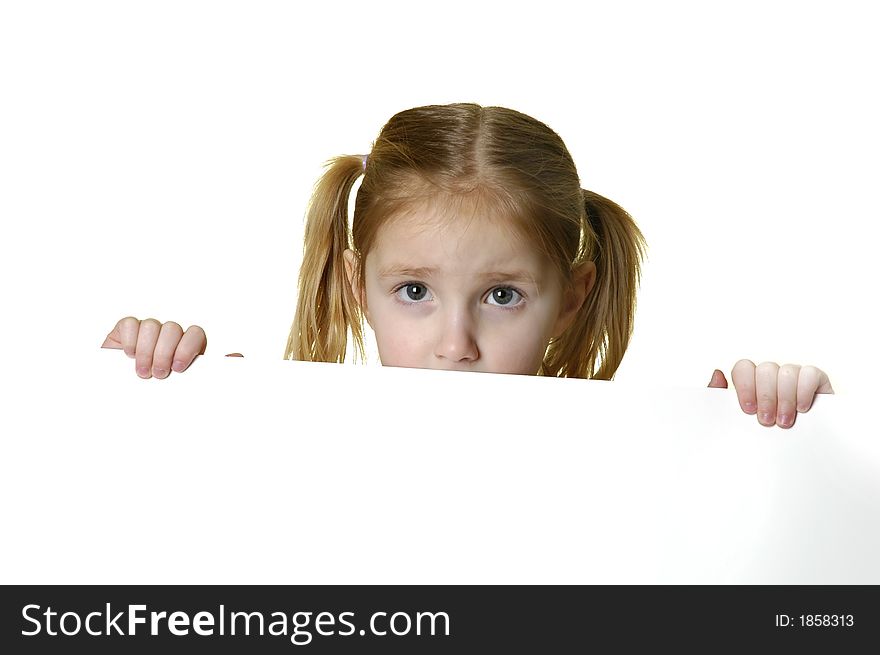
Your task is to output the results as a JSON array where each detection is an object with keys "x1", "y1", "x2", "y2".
[
  {"x1": 479, "y1": 319, "x2": 555, "y2": 375},
  {"x1": 370, "y1": 310, "x2": 430, "y2": 366}
]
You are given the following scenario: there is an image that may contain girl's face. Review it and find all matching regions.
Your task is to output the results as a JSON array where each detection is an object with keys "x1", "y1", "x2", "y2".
[{"x1": 344, "y1": 211, "x2": 595, "y2": 375}]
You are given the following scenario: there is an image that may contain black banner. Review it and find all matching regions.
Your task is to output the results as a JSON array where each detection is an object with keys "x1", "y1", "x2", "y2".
[{"x1": 1, "y1": 585, "x2": 876, "y2": 652}]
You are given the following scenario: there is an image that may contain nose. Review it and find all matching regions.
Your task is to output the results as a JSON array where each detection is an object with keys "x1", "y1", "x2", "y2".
[{"x1": 434, "y1": 308, "x2": 479, "y2": 364}]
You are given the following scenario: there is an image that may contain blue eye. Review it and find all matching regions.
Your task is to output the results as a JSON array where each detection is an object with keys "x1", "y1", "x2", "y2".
[
  {"x1": 395, "y1": 283, "x2": 432, "y2": 303},
  {"x1": 486, "y1": 287, "x2": 523, "y2": 307}
]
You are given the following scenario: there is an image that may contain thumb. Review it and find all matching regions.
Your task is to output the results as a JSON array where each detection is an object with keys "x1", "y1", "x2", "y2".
[
  {"x1": 707, "y1": 369, "x2": 728, "y2": 388},
  {"x1": 101, "y1": 327, "x2": 121, "y2": 349}
]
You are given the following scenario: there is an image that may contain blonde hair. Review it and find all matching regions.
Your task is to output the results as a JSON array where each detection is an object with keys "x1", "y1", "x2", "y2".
[{"x1": 285, "y1": 103, "x2": 647, "y2": 379}]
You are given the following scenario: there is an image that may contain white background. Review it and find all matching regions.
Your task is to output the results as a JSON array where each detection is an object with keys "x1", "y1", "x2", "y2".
[
  {"x1": 1, "y1": 1, "x2": 878, "y2": 583},
  {"x1": 2, "y1": 0, "x2": 877, "y2": 388}
]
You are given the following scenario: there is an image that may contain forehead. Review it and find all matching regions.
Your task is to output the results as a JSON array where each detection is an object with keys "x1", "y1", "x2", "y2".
[{"x1": 368, "y1": 206, "x2": 548, "y2": 275}]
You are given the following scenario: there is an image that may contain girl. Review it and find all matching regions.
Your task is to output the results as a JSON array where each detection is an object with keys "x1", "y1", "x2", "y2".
[{"x1": 102, "y1": 103, "x2": 833, "y2": 429}]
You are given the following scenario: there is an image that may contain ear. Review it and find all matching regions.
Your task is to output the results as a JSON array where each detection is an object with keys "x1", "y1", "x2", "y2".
[
  {"x1": 552, "y1": 260, "x2": 596, "y2": 339},
  {"x1": 343, "y1": 249, "x2": 372, "y2": 327}
]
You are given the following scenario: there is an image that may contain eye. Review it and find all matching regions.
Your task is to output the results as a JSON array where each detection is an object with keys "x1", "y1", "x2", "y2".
[
  {"x1": 486, "y1": 287, "x2": 524, "y2": 308},
  {"x1": 394, "y1": 283, "x2": 433, "y2": 304}
]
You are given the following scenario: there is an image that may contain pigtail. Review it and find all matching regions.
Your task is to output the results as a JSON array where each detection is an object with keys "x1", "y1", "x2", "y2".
[
  {"x1": 284, "y1": 155, "x2": 366, "y2": 363},
  {"x1": 543, "y1": 189, "x2": 647, "y2": 379}
]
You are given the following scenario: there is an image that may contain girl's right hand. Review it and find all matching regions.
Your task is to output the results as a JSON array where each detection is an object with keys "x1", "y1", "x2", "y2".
[{"x1": 101, "y1": 316, "x2": 207, "y2": 379}]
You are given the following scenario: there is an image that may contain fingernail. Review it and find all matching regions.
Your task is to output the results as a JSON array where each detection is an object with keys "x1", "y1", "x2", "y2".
[
  {"x1": 172, "y1": 360, "x2": 186, "y2": 372},
  {"x1": 153, "y1": 368, "x2": 167, "y2": 379},
  {"x1": 743, "y1": 401, "x2": 756, "y2": 413},
  {"x1": 759, "y1": 411, "x2": 773, "y2": 425},
  {"x1": 136, "y1": 366, "x2": 150, "y2": 378},
  {"x1": 797, "y1": 403, "x2": 809, "y2": 412},
  {"x1": 778, "y1": 414, "x2": 792, "y2": 427}
]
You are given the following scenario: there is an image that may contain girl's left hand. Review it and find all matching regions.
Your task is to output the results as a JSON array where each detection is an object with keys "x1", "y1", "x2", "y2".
[{"x1": 707, "y1": 359, "x2": 834, "y2": 429}]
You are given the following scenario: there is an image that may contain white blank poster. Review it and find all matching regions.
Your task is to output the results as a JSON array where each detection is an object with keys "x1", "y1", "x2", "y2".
[{"x1": 1, "y1": 351, "x2": 875, "y2": 584}]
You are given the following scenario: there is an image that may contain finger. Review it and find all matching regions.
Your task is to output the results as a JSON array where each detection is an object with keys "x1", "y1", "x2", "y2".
[
  {"x1": 796, "y1": 365, "x2": 834, "y2": 412},
  {"x1": 707, "y1": 369, "x2": 728, "y2": 388},
  {"x1": 730, "y1": 359, "x2": 757, "y2": 414},
  {"x1": 152, "y1": 321, "x2": 184, "y2": 379},
  {"x1": 135, "y1": 318, "x2": 162, "y2": 378},
  {"x1": 171, "y1": 325, "x2": 207, "y2": 373},
  {"x1": 754, "y1": 361, "x2": 780, "y2": 427},
  {"x1": 775, "y1": 364, "x2": 801, "y2": 429},
  {"x1": 103, "y1": 317, "x2": 141, "y2": 357}
]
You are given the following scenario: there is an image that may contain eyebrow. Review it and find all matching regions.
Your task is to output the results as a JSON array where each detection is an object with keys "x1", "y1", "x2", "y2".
[{"x1": 378, "y1": 265, "x2": 540, "y2": 285}]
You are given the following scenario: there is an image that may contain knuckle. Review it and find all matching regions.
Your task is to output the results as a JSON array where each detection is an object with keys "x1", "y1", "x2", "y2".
[
  {"x1": 778, "y1": 365, "x2": 800, "y2": 379},
  {"x1": 172, "y1": 347, "x2": 194, "y2": 364},
  {"x1": 174, "y1": 336, "x2": 199, "y2": 355},
  {"x1": 152, "y1": 347, "x2": 174, "y2": 363}
]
